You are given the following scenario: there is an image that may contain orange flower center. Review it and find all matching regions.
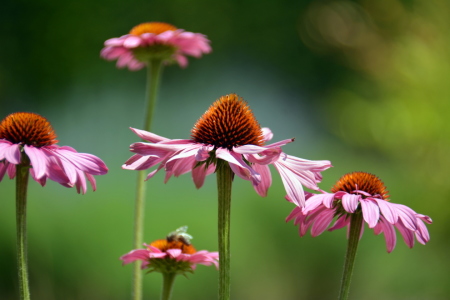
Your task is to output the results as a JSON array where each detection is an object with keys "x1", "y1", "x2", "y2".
[
  {"x1": 129, "y1": 22, "x2": 177, "y2": 36},
  {"x1": 0, "y1": 112, "x2": 58, "y2": 147},
  {"x1": 149, "y1": 239, "x2": 196, "y2": 255},
  {"x1": 331, "y1": 172, "x2": 389, "y2": 200},
  {"x1": 191, "y1": 94, "x2": 264, "y2": 150}
]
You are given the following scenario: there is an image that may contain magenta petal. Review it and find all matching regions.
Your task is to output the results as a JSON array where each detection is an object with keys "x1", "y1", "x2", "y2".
[
  {"x1": 360, "y1": 199, "x2": 380, "y2": 228},
  {"x1": 120, "y1": 249, "x2": 150, "y2": 265},
  {"x1": 192, "y1": 163, "x2": 215, "y2": 189}
]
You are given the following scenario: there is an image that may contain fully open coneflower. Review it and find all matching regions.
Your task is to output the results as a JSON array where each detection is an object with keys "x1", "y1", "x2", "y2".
[
  {"x1": 0, "y1": 112, "x2": 108, "y2": 300},
  {"x1": 123, "y1": 93, "x2": 331, "y2": 300},
  {"x1": 101, "y1": 22, "x2": 211, "y2": 70},
  {"x1": 286, "y1": 172, "x2": 432, "y2": 300},
  {"x1": 121, "y1": 226, "x2": 218, "y2": 300},
  {"x1": 0, "y1": 112, "x2": 108, "y2": 192},
  {"x1": 123, "y1": 93, "x2": 331, "y2": 207}
]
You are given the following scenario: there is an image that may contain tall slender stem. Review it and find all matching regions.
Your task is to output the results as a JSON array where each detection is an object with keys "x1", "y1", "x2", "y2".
[
  {"x1": 160, "y1": 273, "x2": 177, "y2": 300},
  {"x1": 216, "y1": 160, "x2": 233, "y2": 300},
  {"x1": 16, "y1": 161, "x2": 31, "y2": 300},
  {"x1": 132, "y1": 58, "x2": 164, "y2": 300},
  {"x1": 338, "y1": 212, "x2": 363, "y2": 300}
]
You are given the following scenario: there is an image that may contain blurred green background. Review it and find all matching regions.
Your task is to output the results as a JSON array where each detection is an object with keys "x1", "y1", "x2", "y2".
[{"x1": 1, "y1": 0, "x2": 449, "y2": 299}]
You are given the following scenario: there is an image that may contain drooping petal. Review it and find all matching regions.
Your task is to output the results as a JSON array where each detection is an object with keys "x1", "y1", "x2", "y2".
[
  {"x1": 24, "y1": 145, "x2": 48, "y2": 179},
  {"x1": 251, "y1": 163, "x2": 272, "y2": 197},
  {"x1": 192, "y1": 163, "x2": 215, "y2": 189},
  {"x1": 341, "y1": 193, "x2": 360, "y2": 213},
  {"x1": 216, "y1": 148, "x2": 260, "y2": 184},
  {"x1": 374, "y1": 216, "x2": 397, "y2": 253},
  {"x1": 310, "y1": 209, "x2": 335, "y2": 237},
  {"x1": 4, "y1": 143, "x2": 21, "y2": 164},
  {"x1": 360, "y1": 199, "x2": 380, "y2": 228},
  {"x1": 375, "y1": 199, "x2": 399, "y2": 224}
]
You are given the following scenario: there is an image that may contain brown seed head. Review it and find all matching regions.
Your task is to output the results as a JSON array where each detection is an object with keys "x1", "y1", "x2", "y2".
[
  {"x1": 129, "y1": 22, "x2": 177, "y2": 36},
  {"x1": 331, "y1": 172, "x2": 389, "y2": 200},
  {"x1": 191, "y1": 94, "x2": 264, "y2": 150},
  {"x1": 149, "y1": 239, "x2": 196, "y2": 255},
  {"x1": 0, "y1": 112, "x2": 58, "y2": 147}
]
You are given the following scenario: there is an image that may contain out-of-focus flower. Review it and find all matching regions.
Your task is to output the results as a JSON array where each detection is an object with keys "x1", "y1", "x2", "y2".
[
  {"x1": 101, "y1": 22, "x2": 211, "y2": 70},
  {"x1": 286, "y1": 172, "x2": 432, "y2": 252},
  {"x1": 0, "y1": 112, "x2": 108, "y2": 193},
  {"x1": 121, "y1": 226, "x2": 218, "y2": 275},
  {"x1": 122, "y1": 93, "x2": 331, "y2": 207}
]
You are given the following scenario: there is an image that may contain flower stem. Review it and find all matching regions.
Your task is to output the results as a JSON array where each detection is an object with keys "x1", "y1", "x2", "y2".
[
  {"x1": 216, "y1": 160, "x2": 233, "y2": 300},
  {"x1": 338, "y1": 212, "x2": 363, "y2": 300},
  {"x1": 160, "y1": 273, "x2": 177, "y2": 300},
  {"x1": 132, "y1": 58, "x2": 164, "y2": 300},
  {"x1": 16, "y1": 161, "x2": 31, "y2": 300}
]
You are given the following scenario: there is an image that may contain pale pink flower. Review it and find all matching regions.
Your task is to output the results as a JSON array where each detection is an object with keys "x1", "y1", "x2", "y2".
[
  {"x1": 0, "y1": 112, "x2": 108, "y2": 194},
  {"x1": 122, "y1": 94, "x2": 331, "y2": 207},
  {"x1": 286, "y1": 172, "x2": 432, "y2": 252},
  {"x1": 121, "y1": 227, "x2": 219, "y2": 274},
  {"x1": 100, "y1": 22, "x2": 211, "y2": 70}
]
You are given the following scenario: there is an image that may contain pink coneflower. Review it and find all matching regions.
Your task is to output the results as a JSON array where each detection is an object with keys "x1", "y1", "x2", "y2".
[
  {"x1": 100, "y1": 22, "x2": 211, "y2": 70},
  {"x1": 0, "y1": 112, "x2": 108, "y2": 193},
  {"x1": 123, "y1": 93, "x2": 331, "y2": 207},
  {"x1": 286, "y1": 172, "x2": 432, "y2": 253},
  {"x1": 121, "y1": 229, "x2": 219, "y2": 274}
]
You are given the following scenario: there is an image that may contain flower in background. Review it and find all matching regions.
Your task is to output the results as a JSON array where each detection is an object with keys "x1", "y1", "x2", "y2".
[
  {"x1": 121, "y1": 226, "x2": 219, "y2": 275},
  {"x1": 286, "y1": 172, "x2": 432, "y2": 252},
  {"x1": 0, "y1": 112, "x2": 108, "y2": 193},
  {"x1": 122, "y1": 93, "x2": 331, "y2": 207},
  {"x1": 100, "y1": 22, "x2": 211, "y2": 70}
]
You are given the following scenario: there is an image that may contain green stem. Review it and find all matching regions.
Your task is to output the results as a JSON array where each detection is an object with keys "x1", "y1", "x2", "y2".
[
  {"x1": 16, "y1": 161, "x2": 31, "y2": 300},
  {"x1": 160, "y1": 273, "x2": 177, "y2": 300},
  {"x1": 132, "y1": 58, "x2": 164, "y2": 300},
  {"x1": 216, "y1": 160, "x2": 233, "y2": 300},
  {"x1": 338, "y1": 212, "x2": 363, "y2": 300}
]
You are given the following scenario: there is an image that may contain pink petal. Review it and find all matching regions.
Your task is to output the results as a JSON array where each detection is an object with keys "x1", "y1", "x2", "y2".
[
  {"x1": 360, "y1": 199, "x2": 380, "y2": 228},
  {"x1": 24, "y1": 145, "x2": 48, "y2": 179},
  {"x1": 4, "y1": 143, "x2": 21, "y2": 164},
  {"x1": 310, "y1": 209, "x2": 335, "y2": 237},
  {"x1": 130, "y1": 127, "x2": 170, "y2": 143},
  {"x1": 192, "y1": 163, "x2": 215, "y2": 189},
  {"x1": 120, "y1": 249, "x2": 151, "y2": 265},
  {"x1": 375, "y1": 199, "x2": 398, "y2": 224},
  {"x1": 341, "y1": 193, "x2": 360, "y2": 213},
  {"x1": 261, "y1": 127, "x2": 273, "y2": 142},
  {"x1": 216, "y1": 148, "x2": 260, "y2": 184},
  {"x1": 251, "y1": 163, "x2": 272, "y2": 197},
  {"x1": 273, "y1": 161, "x2": 306, "y2": 207}
]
